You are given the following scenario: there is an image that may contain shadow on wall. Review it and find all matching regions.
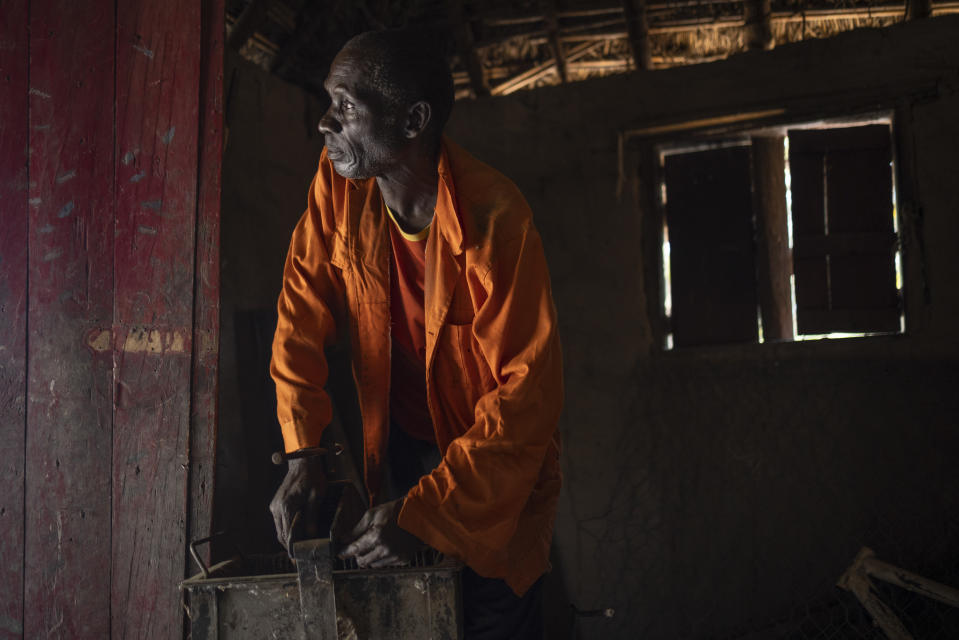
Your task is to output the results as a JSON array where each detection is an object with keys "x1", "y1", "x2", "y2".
[
  {"x1": 214, "y1": 49, "x2": 325, "y2": 559},
  {"x1": 447, "y1": 15, "x2": 959, "y2": 640}
]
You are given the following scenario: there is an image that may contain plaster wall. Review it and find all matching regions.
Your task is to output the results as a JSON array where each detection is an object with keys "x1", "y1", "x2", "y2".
[{"x1": 446, "y1": 15, "x2": 959, "y2": 639}]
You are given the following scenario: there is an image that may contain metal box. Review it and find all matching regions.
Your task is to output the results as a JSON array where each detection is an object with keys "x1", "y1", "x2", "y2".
[
  {"x1": 182, "y1": 480, "x2": 463, "y2": 638},
  {"x1": 182, "y1": 541, "x2": 462, "y2": 639}
]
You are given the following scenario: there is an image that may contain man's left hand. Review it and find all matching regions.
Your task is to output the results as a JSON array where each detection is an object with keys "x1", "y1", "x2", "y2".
[{"x1": 339, "y1": 498, "x2": 424, "y2": 568}]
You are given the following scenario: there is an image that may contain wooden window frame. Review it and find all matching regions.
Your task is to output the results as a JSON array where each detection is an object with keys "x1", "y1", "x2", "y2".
[{"x1": 652, "y1": 113, "x2": 904, "y2": 351}]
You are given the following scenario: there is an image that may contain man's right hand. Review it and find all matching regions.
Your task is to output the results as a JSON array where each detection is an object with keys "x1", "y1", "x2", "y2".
[{"x1": 270, "y1": 456, "x2": 326, "y2": 553}]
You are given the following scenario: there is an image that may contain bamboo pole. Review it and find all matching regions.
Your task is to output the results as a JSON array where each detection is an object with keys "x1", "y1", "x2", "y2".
[
  {"x1": 838, "y1": 561, "x2": 916, "y2": 640},
  {"x1": 839, "y1": 547, "x2": 959, "y2": 640},
  {"x1": 863, "y1": 551, "x2": 959, "y2": 609},
  {"x1": 490, "y1": 41, "x2": 602, "y2": 96}
]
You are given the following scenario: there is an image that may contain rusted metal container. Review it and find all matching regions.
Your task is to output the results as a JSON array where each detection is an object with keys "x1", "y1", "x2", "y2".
[
  {"x1": 181, "y1": 551, "x2": 462, "y2": 639},
  {"x1": 181, "y1": 483, "x2": 463, "y2": 639},
  {"x1": 181, "y1": 552, "x2": 304, "y2": 640}
]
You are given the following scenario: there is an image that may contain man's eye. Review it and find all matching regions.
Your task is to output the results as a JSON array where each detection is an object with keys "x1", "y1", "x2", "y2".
[{"x1": 342, "y1": 100, "x2": 355, "y2": 111}]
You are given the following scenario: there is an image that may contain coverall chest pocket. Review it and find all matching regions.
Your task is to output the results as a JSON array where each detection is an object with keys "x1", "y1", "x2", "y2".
[{"x1": 329, "y1": 233, "x2": 350, "y2": 270}]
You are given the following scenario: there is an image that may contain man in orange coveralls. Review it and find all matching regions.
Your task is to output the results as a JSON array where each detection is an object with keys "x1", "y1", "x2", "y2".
[{"x1": 269, "y1": 28, "x2": 563, "y2": 638}]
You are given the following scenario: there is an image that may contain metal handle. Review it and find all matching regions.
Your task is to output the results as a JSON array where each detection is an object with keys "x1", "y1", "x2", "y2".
[
  {"x1": 189, "y1": 531, "x2": 237, "y2": 579},
  {"x1": 271, "y1": 442, "x2": 344, "y2": 466}
]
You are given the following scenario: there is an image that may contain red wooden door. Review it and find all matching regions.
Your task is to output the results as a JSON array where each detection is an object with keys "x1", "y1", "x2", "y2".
[{"x1": 0, "y1": 0, "x2": 222, "y2": 637}]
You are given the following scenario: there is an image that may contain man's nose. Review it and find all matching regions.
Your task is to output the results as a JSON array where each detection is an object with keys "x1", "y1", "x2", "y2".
[{"x1": 317, "y1": 108, "x2": 341, "y2": 135}]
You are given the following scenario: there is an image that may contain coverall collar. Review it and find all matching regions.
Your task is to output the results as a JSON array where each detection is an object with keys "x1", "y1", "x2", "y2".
[{"x1": 345, "y1": 137, "x2": 466, "y2": 256}]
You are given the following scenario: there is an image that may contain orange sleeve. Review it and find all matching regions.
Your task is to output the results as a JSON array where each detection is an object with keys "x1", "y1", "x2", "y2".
[
  {"x1": 270, "y1": 153, "x2": 346, "y2": 452},
  {"x1": 398, "y1": 219, "x2": 564, "y2": 581}
]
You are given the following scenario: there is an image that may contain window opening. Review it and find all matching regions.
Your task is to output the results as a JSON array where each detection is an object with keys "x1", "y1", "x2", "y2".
[
  {"x1": 661, "y1": 142, "x2": 757, "y2": 348},
  {"x1": 659, "y1": 117, "x2": 904, "y2": 350},
  {"x1": 661, "y1": 176, "x2": 674, "y2": 349}
]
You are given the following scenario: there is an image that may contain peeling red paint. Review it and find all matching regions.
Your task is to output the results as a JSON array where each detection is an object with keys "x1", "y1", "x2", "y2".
[
  {"x1": 5, "y1": 1, "x2": 221, "y2": 637},
  {"x1": 0, "y1": 0, "x2": 28, "y2": 632}
]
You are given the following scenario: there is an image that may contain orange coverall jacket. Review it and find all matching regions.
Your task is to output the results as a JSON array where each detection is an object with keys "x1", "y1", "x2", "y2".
[{"x1": 271, "y1": 137, "x2": 563, "y2": 595}]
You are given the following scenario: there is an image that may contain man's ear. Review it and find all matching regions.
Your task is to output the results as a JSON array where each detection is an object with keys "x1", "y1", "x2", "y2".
[{"x1": 404, "y1": 101, "x2": 432, "y2": 139}]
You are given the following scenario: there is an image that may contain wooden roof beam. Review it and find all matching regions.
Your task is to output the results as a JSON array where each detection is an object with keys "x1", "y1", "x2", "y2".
[
  {"x1": 482, "y1": 0, "x2": 734, "y2": 28},
  {"x1": 621, "y1": 0, "x2": 651, "y2": 70},
  {"x1": 490, "y1": 41, "x2": 603, "y2": 96},
  {"x1": 455, "y1": 53, "x2": 731, "y2": 86},
  {"x1": 451, "y1": 0, "x2": 490, "y2": 97},
  {"x1": 744, "y1": 0, "x2": 775, "y2": 50},
  {"x1": 542, "y1": 0, "x2": 569, "y2": 83},
  {"x1": 477, "y1": 2, "x2": 959, "y2": 51},
  {"x1": 270, "y1": 6, "x2": 326, "y2": 73},
  {"x1": 228, "y1": 0, "x2": 273, "y2": 51},
  {"x1": 518, "y1": 3, "x2": 959, "y2": 44},
  {"x1": 906, "y1": 0, "x2": 933, "y2": 18}
]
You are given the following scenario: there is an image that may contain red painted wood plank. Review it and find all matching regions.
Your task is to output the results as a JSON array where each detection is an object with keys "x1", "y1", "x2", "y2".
[
  {"x1": 188, "y1": 0, "x2": 225, "y2": 569},
  {"x1": 23, "y1": 1, "x2": 115, "y2": 637},
  {"x1": 0, "y1": 2, "x2": 28, "y2": 637},
  {"x1": 112, "y1": 0, "x2": 201, "y2": 636}
]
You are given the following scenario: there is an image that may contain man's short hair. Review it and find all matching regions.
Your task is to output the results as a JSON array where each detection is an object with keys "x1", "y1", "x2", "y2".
[{"x1": 345, "y1": 29, "x2": 454, "y2": 144}]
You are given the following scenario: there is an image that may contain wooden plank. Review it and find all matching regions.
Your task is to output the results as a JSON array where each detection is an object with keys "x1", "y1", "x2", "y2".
[
  {"x1": 863, "y1": 553, "x2": 959, "y2": 610},
  {"x1": 827, "y1": 148, "x2": 893, "y2": 235},
  {"x1": 787, "y1": 150, "x2": 825, "y2": 236},
  {"x1": 789, "y1": 126, "x2": 899, "y2": 334},
  {"x1": 624, "y1": 108, "x2": 786, "y2": 138},
  {"x1": 790, "y1": 125, "x2": 891, "y2": 152},
  {"x1": 189, "y1": 0, "x2": 225, "y2": 573},
  {"x1": 892, "y1": 104, "x2": 930, "y2": 319},
  {"x1": 23, "y1": 0, "x2": 115, "y2": 637},
  {"x1": 838, "y1": 561, "x2": 915, "y2": 640},
  {"x1": 829, "y1": 254, "x2": 900, "y2": 326},
  {"x1": 112, "y1": 0, "x2": 201, "y2": 636},
  {"x1": 0, "y1": 2, "x2": 28, "y2": 637},
  {"x1": 793, "y1": 256, "x2": 829, "y2": 323},
  {"x1": 638, "y1": 145, "x2": 668, "y2": 349},
  {"x1": 793, "y1": 231, "x2": 897, "y2": 258},
  {"x1": 664, "y1": 145, "x2": 758, "y2": 346},
  {"x1": 752, "y1": 136, "x2": 793, "y2": 340},
  {"x1": 788, "y1": 139, "x2": 829, "y2": 331},
  {"x1": 797, "y1": 307, "x2": 899, "y2": 334}
]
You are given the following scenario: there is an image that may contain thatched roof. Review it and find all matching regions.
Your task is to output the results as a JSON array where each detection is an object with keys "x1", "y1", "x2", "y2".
[{"x1": 225, "y1": 0, "x2": 958, "y2": 99}]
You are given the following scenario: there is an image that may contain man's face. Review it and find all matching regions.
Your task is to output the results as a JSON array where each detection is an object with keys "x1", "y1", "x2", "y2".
[{"x1": 318, "y1": 46, "x2": 406, "y2": 180}]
